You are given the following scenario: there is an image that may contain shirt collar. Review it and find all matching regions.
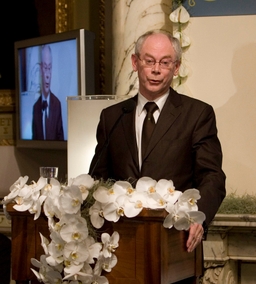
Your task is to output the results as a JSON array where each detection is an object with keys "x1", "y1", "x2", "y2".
[
  {"x1": 137, "y1": 90, "x2": 169, "y2": 115},
  {"x1": 42, "y1": 92, "x2": 50, "y2": 103}
]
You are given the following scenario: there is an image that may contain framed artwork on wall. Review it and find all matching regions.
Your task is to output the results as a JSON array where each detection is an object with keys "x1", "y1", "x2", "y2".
[{"x1": 183, "y1": 0, "x2": 256, "y2": 17}]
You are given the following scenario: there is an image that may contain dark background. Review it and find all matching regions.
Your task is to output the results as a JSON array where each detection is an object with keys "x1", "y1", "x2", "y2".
[{"x1": 0, "y1": 0, "x2": 55, "y2": 89}]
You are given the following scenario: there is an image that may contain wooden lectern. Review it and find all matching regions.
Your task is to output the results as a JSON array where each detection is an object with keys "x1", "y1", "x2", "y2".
[{"x1": 7, "y1": 204, "x2": 202, "y2": 284}]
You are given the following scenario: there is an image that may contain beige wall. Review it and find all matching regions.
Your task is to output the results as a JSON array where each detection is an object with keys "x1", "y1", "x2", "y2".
[
  {"x1": 185, "y1": 15, "x2": 256, "y2": 196},
  {"x1": 0, "y1": 147, "x2": 20, "y2": 196}
]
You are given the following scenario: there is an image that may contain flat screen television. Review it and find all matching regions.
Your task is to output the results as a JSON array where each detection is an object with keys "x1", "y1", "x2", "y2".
[{"x1": 15, "y1": 29, "x2": 95, "y2": 149}]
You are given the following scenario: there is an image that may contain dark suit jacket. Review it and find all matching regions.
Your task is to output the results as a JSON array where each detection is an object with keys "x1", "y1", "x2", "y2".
[
  {"x1": 89, "y1": 88, "x2": 226, "y2": 227},
  {"x1": 32, "y1": 92, "x2": 64, "y2": 140}
]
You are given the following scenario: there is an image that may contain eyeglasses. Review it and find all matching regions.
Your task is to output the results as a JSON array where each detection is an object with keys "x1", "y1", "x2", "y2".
[
  {"x1": 137, "y1": 55, "x2": 176, "y2": 69},
  {"x1": 42, "y1": 64, "x2": 52, "y2": 73}
]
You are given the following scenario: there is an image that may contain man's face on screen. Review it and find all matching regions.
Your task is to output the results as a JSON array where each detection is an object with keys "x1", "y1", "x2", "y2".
[{"x1": 41, "y1": 46, "x2": 52, "y2": 98}]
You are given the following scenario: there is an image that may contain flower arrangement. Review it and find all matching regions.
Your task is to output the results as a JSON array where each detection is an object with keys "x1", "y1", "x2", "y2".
[
  {"x1": 2, "y1": 174, "x2": 205, "y2": 284},
  {"x1": 170, "y1": 0, "x2": 191, "y2": 95}
]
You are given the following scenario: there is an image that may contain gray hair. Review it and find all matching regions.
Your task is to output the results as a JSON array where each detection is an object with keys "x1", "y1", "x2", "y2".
[
  {"x1": 41, "y1": 44, "x2": 52, "y2": 63},
  {"x1": 134, "y1": 30, "x2": 182, "y2": 62}
]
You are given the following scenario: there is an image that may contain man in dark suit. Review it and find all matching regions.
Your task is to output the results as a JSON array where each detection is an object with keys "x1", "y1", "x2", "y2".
[
  {"x1": 32, "y1": 45, "x2": 64, "y2": 140},
  {"x1": 89, "y1": 30, "x2": 226, "y2": 283}
]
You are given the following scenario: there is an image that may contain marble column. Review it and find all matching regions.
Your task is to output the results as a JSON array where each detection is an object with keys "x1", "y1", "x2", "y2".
[{"x1": 112, "y1": 0, "x2": 172, "y2": 98}]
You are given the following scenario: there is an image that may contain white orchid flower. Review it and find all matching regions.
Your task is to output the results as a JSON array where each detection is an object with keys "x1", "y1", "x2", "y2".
[
  {"x1": 2, "y1": 175, "x2": 29, "y2": 204},
  {"x1": 86, "y1": 274, "x2": 109, "y2": 284},
  {"x1": 46, "y1": 253, "x2": 64, "y2": 268},
  {"x1": 68, "y1": 268, "x2": 109, "y2": 284},
  {"x1": 93, "y1": 181, "x2": 126, "y2": 204},
  {"x1": 123, "y1": 192, "x2": 145, "y2": 217},
  {"x1": 13, "y1": 191, "x2": 37, "y2": 212},
  {"x1": 173, "y1": 31, "x2": 191, "y2": 48},
  {"x1": 163, "y1": 202, "x2": 187, "y2": 229},
  {"x1": 39, "y1": 232, "x2": 49, "y2": 255},
  {"x1": 41, "y1": 178, "x2": 61, "y2": 201},
  {"x1": 13, "y1": 177, "x2": 46, "y2": 213},
  {"x1": 19, "y1": 177, "x2": 45, "y2": 199},
  {"x1": 135, "y1": 177, "x2": 167, "y2": 209},
  {"x1": 29, "y1": 195, "x2": 47, "y2": 220},
  {"x1": 169, "y1": 5, "x2": 190, "y2": 24},
  {"x1": 13, "y1": 192, "x2": 43, "y2": 220},
  {"x1": 63, "y1": 241, "x2": 90, "y2": 264},
  {"x1": 58, "y1": 213, "x2": 87, "y2": 227},
  {"x1": 155, "y1": 179, "x2": 182, "y2": 204},
  {"x1": 44, "y1": 195, "x2": 62, "y2": 219},
  {"x1": 45, "y1": 270, "x2": 63, "y2": 284},
  {"x1": 62, "y1": 242, "x2": 91, "y2": 279},
  {"x1": 174, "y1": 211, "x2": 206, "y2": 231},
  {"x1": 94, "y1": 252, "x2": 117, "y2": 274},
  {"x1": 10, "y1": 175, "x2": 29, "y2": 190},
  {"x1": 172, "y1": 210, "x2": 191, "y2": 230},
  {"x1": 115, "y1": 181, "x2": 135, "y2": 197},
  {"x1": 68, "y1": 173, "x2": 95, "y2": 201},
  {"x1": 102, "y1": 200, "x2": 124, "y2": 222},
  {"x1": 136, "y1": 177, "x2": 157, "y2": 192},
  {"x1": 9, "y1": 177, "x2": 45, "y2": 219},
  {"x1": 93, "y1": 185, "x2": 113, "y2": 204},
  {"x1": 31, "y1": 255, "x2": 55, "y2": 283},
  {"x1": 2, "y1": 176, "x2": 28, "y2": 204},
  {"x1": 63, "y1": 259, "x2": 84, "y2": 277},
  {"x1": 177, "y1": 188, "x2": 201, "y2": 211},
  {"x1": 89, "y1": 201, "x2": 105, "y2": 229},
  {"x1": 82, "y1": 236, "x2": 102, "y2": 264},
  {"x1": 59, "y1": 185, "x2": 83, "y2": 215},
  {"x1": 47, "y1": 231, "x2": 65, "y2": 264},
  {"x1": 63, "y1": 262, "x2": 93, "y2": 284},
  {"x1": 62, "y1": 261, "x2": 93, "y2": 281},
  {"x1": 146, "y1": 193, "x2": 167, "y2": 209},
  {"x1": 101, "y1": 232, "x2": 119, "y2": 258},
  {"x1": 60, "y1": 215, "x2": 88, "y2": 243}
]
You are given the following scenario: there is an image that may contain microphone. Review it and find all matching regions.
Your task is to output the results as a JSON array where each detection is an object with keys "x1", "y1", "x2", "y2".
[
  {"x1": 122, "y1": 99, "x2": 136, "y2": 114},
  {"x1": 89, "y1": 99, "x2": 136, "y2": 177}
]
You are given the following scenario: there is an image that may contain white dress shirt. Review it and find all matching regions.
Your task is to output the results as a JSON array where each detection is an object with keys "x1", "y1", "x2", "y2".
[
  {"x1": 42, "y1": 93, "x2": 50, "y2": 140},
  {"x1": 135, "y1": 91, "x2": 169, "y2": 168}
]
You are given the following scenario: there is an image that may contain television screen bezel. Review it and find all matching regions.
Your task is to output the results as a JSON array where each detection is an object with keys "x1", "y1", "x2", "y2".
[{"x1": 15, "y1": 29, "x2": 91, "y2": 150}]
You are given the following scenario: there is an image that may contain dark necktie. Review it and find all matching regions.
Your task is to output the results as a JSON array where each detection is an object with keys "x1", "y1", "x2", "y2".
[
  {"x1": 42, "y1": 100, "x2": 48, "y2": 111},
  {"x1": 42, "y1": 100, "x2": 48, "y2": 139},
  {"x1": 141, "y1": 102, "x2": 158, "y2": 159}
]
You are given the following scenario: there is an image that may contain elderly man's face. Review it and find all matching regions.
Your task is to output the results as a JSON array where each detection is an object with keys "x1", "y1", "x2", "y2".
[
  {"x1": 131, "y1": 33, "x2": 180, "y2": 100},
  {"x1": 41, "y1": 47, "x2": 52, "y2": 97}
]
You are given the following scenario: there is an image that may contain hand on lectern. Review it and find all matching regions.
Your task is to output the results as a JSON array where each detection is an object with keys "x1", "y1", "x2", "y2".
[{"x1": 186, "y1": 223, "x2": 204, "y2": 253}]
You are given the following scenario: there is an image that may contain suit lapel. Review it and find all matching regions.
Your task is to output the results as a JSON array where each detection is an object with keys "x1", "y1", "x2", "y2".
[
  {"x1": 118, "y1": 91, "x2": 183, "y2": 169},
  {"x1": 121, "y1": 96, "x2": 140, "y2": 168},
  {"x1": 142, "y1": 89, "x2": 182, "y2": 161}
]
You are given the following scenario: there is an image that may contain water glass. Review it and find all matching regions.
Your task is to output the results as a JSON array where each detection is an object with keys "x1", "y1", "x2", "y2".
[{"x1": 39, "y1": 167, "x2": 58, "y2": 183}]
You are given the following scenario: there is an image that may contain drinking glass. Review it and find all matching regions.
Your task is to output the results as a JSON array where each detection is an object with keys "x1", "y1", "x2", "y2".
[{"x1": 40, "y1": 167, "x2": 58, "y2": 183}]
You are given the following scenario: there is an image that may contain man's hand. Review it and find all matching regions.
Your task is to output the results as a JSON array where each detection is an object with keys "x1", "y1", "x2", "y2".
[{"x1": 186, "y1": 223, "x2": 204, "y2": 253}]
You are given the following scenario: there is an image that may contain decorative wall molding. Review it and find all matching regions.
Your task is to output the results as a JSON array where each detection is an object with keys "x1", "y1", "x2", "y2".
[
  {"x1": 0, "y1": 89, "x2": 15, "y2": 146},
  {"x1": 202, "y1": 214, "x2": 256, "y2": 283},
  {"x1": 55, "y1": 0, "x2": 74, "y2": 33},
  {"x1": 0, "y1": 89, "x2": 15, "y2": 109}
]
